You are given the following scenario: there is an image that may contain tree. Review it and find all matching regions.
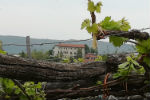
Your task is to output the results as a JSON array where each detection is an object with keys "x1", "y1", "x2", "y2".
[
  {"x1": 85, "y1": 44, "x2": 98, "y2": 54},
  {"x1": 85, "y1": 44, "x2": 90, "y2": 54},
  {"x1": 19, "y1": 50, "x2": 27, "y2": 58},
  {"x1": 76, "y1": 48, "x2": 82, "y2": 58},
  {"x1": 90, "y1": 48, "x2": 98, "y2": 54},
  {"x1": 47, "y1": 49, "x2": 53, "y2": 56},
  {"x1": 31, "y1": 49, "x2": 50, "y2": 60}
]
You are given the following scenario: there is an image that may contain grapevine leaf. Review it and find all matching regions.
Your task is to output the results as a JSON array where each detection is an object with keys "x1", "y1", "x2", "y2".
[
  {"x1": 100, "y1": 16, "x2": 131, "y2": 31},
  {"x1": 26, "y1": 88, "x2": 35, "y2": 96},
  {"x1": 109, "y1": 36, "x2": 128, "y2": 47},
  {"x1": 118, "y1": 62, "x2": 129, "y2": 69},
  {"x1": 100, "y1": 16, "x2": 121, "y2": 31},
  {"x1": 130, "y1": 64, "x2": 137, "y2": 72},
  {"x1": 14, "y1": 88, "x2": 21, "y2": 94},
  {"x1": 127, "y1": 56, "x2": 132, "y2": 62},
  {"x1": 95, "y1": 2, "x2": 102, "y2": 13},
  {"x1": 136, "y1": 45, "x2": 147, "y2": 54},
  {"x1": 137, "y1": 67, "x2": 145, "y2": 74},
  {"x1": 113, "y1": 73, "x2": 121, "y2": 79},
  {"x1": 19, "y1": 95, "x2": 28, "y2": 100},
  {"x1": 88, "y1": 1, "x2": 95, "y2": 12},
  {"x1": 131, "y1": 59, "x2": 140, "y2": 66},
  {"x1": 86, "y1": 23, "x2": 98, "y2": 34},
  {"x1": 119, "y1": 18, "x2": 131, "y2": 31},
  {"x1": 86, "y1": 26, "x2": 93, "y2": 33},
  {"x1": 81, "y1": 19, "x2": 91, "y2": 29},
  {"x1": 136, "y1": 38, "x2": 150, "y2": 54},
  {"x1": 120, "y1": 70, "x2": 128, "y2": 76},
  {"x1": 36, "y1": 82, "x2": 42, "y2": 89}
]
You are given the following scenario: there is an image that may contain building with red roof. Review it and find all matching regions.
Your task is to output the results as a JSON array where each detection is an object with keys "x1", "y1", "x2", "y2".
[{"x1": 53, "y1": 43, "x2": 85, "y2": 58}]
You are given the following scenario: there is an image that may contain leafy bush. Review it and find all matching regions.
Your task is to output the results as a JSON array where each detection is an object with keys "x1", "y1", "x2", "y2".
[{"x1": 0, "y1": 78, "x2": 46, "y2": 100}]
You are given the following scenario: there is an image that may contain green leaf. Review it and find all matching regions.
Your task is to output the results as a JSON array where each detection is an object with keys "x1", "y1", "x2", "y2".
[
  {"x1": 86, "y1": 23, "x2": 98, "y2": 34},
  {"x1": 119, "y1": 69, "x2": 128, "y2": 77},
  {"x1": 36, "y1": 82, "x2": 42, "y2": 89},
  {"x1": 14, "y1": 88, "x2": 21, "y2": 94},
  {"x1": 62, "y1": 58, "x2": 70, "y2": 63},
  {"x1": 34, "y1": 97, "x2": 44, "y2": 100},
  {"x1": 26, "y1": 88, "x2": 35, "y2": 96},
  {"x1": 137, "y1": 67, "x2": 145, "y2": 74},
  {"x1": 3, "y1": 79, "x2": 15, "y2": 89},
  {"x1": 113, "y1": 73, "x2": 120, "y2": 79},
  {"x1": 119, "y1": 18, "x2": 131, "y2": 31},
  {"x1": 118, "y1": 62, "x2": 129, "y2": 69},
  {"x1": 95, "y1": 56, "x2": 102, "y2": 61},
  {"x1": 130, "y1": 64, "x2": 137, "y2": 72},
  {"x1": 0, "y1": 50, "x2": 7, "y2": 55},
  {"x1": 78, "y1": 58, "x2": 84, "y2": 62},
  {"x1": 86, "y1": 26, "x2": 93, "y2": 33},
  {"x1": 136, "y1": 38, "x2": 150, "y2": 54},
  {"x1": 131, "y1": 59, "x2": 140, "y2": 66},
  {"x1": 95, "y1": 2, "x2": 102, "y2": 13},
  {"x1": 126, "y1": 56, "x2": 132, "y2": 62},
  {"x1": 100, "y1": 16, "x2": 131, "y2": 31},
  {"x1": 96, "y1": 81, "x2": 102, "y2": 85},
  {"x1": 143, "y1": 56, "x2": 150, "y2": 67},
  {"x1": 88, "y1": 1, "x2": 95, "y2": 12},
  {"x1": 109, "y1": 36, "x2": 128, "y2": 47},
  {"x1": 19, "y1": 95, "x2": 28, "y2": 100},
  {"x1": 81, "y1": 19, "x2": 91, "y2": 29},
  {"x1": 100, "y1": 16, "x2": 120, "y2": 31}
]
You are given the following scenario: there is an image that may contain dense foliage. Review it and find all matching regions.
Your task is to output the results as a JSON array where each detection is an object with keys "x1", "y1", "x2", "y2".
[
  {"x1": 0, "y1": 78, "x2": 45, "y2": 100},
  {"x1": 0, "y1": 42, "x2": 46, "y2": 100}
]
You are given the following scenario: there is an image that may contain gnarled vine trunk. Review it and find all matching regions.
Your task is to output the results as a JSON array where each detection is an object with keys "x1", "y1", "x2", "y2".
[{"x1": 0, "y1": 54, "x2": 149, "y2": 100}]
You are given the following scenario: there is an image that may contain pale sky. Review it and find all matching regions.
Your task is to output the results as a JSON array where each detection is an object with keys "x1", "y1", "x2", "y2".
[{"x1": 0, "y1": 0, "x2": 149, "y2": 40}]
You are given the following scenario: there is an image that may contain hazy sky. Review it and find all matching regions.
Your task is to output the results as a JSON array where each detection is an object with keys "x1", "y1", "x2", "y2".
[{"x1": 0, "y1": 0, "x2": 149, "y2": 40}]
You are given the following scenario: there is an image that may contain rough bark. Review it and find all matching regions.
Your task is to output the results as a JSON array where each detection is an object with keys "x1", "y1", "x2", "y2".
[
  {"x1": 0, "y1": 54, "x2": 106, "y2": 82},
  {"x1": 97, "y1": 30, "x2": 150, "y2": 40},
  {"x1": 45, "y1": 75, "x2": 147, "y2": 100},
  {"x1": 0, "y1": 54, "x2": 149, "y2": 100}
]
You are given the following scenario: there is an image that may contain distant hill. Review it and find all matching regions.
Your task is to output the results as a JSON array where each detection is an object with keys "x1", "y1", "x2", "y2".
[{"x1": 0, "y1": 35, "x2": 135, "y2": 55}]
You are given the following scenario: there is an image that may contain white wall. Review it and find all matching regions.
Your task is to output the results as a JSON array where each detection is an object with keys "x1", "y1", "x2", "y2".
[{"x1": 53, "y1": 46, "x2": 85, "y2": 58}]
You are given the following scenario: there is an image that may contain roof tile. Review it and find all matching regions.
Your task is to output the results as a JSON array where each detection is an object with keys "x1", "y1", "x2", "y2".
[{"x1": 56, "y1": 44, "x2": 85, "y2": 48}]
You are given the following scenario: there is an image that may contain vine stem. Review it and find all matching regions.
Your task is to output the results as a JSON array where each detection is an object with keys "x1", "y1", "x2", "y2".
[
  {"x1": 88, "y1": 0, "x2": 97, "y2": 49},
  {"x1": 12, "y1": 79, "x2": 32, "y2": 100}
]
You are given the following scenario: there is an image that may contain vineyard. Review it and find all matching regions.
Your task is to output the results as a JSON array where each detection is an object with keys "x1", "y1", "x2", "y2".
[{"x1": 0, "y1": 0, "x2": 150, "y2": 100}]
